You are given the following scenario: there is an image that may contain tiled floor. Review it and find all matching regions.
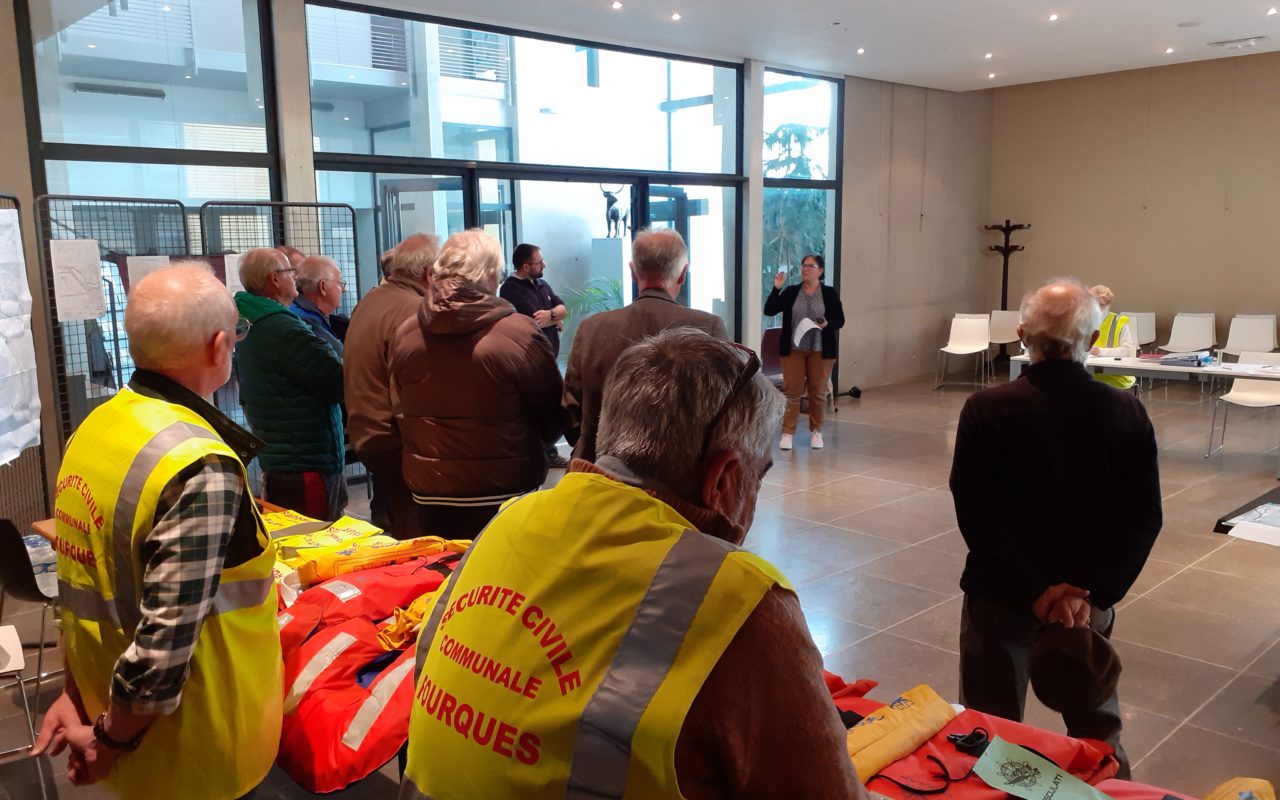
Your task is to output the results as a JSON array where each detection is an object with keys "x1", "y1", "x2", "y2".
[{"x1": 3, "y1": 374, "x2": 1279, "y2": 797}]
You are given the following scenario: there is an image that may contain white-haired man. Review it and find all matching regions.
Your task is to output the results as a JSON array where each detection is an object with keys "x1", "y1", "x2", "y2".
[
  {"x1": 390, "y1": 229, "x2": 563, "y2": 538},
  {"x1": 292, "y1": 254, "x2": 346, "y2": 354},
  {"x1": 1087, "y1": 284, "x2": 1137, "y2": 391},
  {"x1": 346, "y1": 233, "x2": 439, "y2": 535},
  {"x1": 949, "y1": 278, "x2": 1162, "y2": 777},
  {"x1": 234, "y1": 247, "x2": 346, "y2": 520},
  {"x1": 400, "y1": 328, "x2": 864, "y2": 799},
  {"x1": 34, "y1": 266, "x2": 282, "y2": 798},
  {"x1": 563, "y1": 228, "x2": 728, "y2": 463}
]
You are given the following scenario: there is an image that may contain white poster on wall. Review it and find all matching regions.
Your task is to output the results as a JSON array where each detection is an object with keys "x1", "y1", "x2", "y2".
[
  {"x1": 125, "y1": 255, "x2": 172, "y2": 288},
  {"x1": 49, "y1": 238, "x2": 105, "y2": 321},
  {"x1": 222, "y1": 253, "x2": 245, "y2": 295},
  {"x1": 0, "y1": 209, "x2": 41, "y2": 466}
]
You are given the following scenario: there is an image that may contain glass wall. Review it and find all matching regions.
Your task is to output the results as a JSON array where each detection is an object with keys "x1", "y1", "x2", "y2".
[
  {"x1": 306, "y1": 7, "x2": 738, "y2": 174},
  {"x1": 31, "y1": 0, "x2": 270, "y2": 152},
  {"x1": 761, "y1": 70, "x2": 842, "y2": 329}
]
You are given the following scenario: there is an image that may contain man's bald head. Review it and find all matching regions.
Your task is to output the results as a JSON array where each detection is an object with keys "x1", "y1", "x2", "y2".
[
  {"x1": 388, "y1": 233, "x2": 441, "y2": 283},
  {"x1": 126, "y1": 264, "x2": 238, "y2": 393},
  {"x1": 1019, "y1": 278, "x2": 1102, "y2": 364}
]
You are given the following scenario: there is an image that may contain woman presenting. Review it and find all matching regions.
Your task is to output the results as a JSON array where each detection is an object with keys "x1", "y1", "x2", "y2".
[{"x1": 764, "y1": 254, "x2": 845, "y2": 450}]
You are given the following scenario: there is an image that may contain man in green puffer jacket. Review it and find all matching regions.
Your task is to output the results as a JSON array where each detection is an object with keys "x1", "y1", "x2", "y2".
[{"x1": 233, "y1": 248, "x2": 347, "y2": 520}]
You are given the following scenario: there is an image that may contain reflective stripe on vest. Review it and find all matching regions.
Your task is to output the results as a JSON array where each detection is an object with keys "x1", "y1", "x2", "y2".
[
  {"x1": 59, "y1": 575, "x2": 270, "y2": 623},
  {"x1": 1099, "y1": 312, "x2": 1129, "y2": 349},
  {"x1": 341, "y1": 658, "x2": 415, "y2": 751},
  {"x1": 285, "y1": 631, "x2": 359, "y2": 714},
  {"x1": 565, "y1": 530, "x2": 731, "y2": 800}
]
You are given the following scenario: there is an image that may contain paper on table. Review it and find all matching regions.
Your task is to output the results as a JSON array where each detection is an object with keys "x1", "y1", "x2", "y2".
[
  {"x1": 1228, "y1": 521, "x2": 1280, "y2": 547},
  {"x1": 49, "y1": 238, "x2": 105, "y2": 321},
  {"x1": 125, "y1": 255, "x2": 172, "y2": 287},
  {"x1": 222, "y1": 253, "x2": 245, "y2": 295},
  {"x1": 0, "y1": 210, "x2": 41, "y2": 466},
  {"x1": 793, "y1": 318, "x2": 820, "y2": 347}
]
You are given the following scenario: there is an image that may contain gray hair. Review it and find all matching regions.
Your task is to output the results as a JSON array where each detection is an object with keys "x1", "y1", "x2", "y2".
[
  {"x1": 597, "y1": 328, "x2": 784, "y2": 489},
  {"x1": 239, "y1": 247, "x2": 288, "y2": 294},
  {"x1": 1020, "y1": 277, "x2": 1103, "y2": 363},
  {"x1": 296, "y1": 255, "x2": 339, "y2": 295},
  {"x1": 126, "y1": 263, "x2": 236, "y2": 371},
  {"x1": 433, "y1": 228, "x2": 504, "y2": 290},
  {"x1": 631, "y1": 228, "x2": 688, "y2": 284},
  {"x1": 388, "y1": 233, "x2": 441, "y2": 281}
]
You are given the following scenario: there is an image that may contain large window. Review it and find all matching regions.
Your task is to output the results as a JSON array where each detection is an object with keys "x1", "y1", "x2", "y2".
[
  {"x1": 761, "y1": 70, "x2": 842, "y2": 329},
  {"x1": 305, "y1": 7, "x2": 738, "y2": 174},
  {"x1": 28, "y1": 0, "x2": 276, "y2": 202}
]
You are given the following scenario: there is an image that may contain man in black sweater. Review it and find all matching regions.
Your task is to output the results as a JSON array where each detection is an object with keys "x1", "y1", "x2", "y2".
[{"x1": 949, "y1": 278, "x2": 1162, "y2": 778}]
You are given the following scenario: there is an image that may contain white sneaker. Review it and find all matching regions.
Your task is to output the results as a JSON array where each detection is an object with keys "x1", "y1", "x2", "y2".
[
  {"x1": 810, "y1": 432, "x2": 824, "y2": 449},
  {"x1": 779, "y1": 433, "x2": 793, "y2": 451}
]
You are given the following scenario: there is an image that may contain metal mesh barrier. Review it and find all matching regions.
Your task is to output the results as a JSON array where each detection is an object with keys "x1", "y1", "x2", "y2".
[
  {"x1": 0, "y1": 194, "x2": 49, "y2": 529},
  {"x1": 35, "y1": 195, "x2": 192, "y2": 445}
]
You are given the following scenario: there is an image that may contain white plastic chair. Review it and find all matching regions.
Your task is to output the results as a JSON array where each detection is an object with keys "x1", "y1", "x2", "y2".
[
  {"x1": 936, "y1": 317, "x2": 991, "y2": 389},
  {"x1": 1206, "y1": 351, "x2": 1280, "y2": 457},
  {"x1": 989, "y1": 310, "x2": 1021, "y2": 346},
  {"x1": 1119, "y1": 312, "x2": 1156, "y2": 350},
  {"x1": 1160, "y1": 313, "x2": 1216, "y2": 354},
  {"x1": 1220, "y1": 315, "x2": 1278, "y2": 359}
]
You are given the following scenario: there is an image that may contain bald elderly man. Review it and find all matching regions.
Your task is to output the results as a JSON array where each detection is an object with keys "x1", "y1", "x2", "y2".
[
  {"x1": 35, "y1": 265, "x2": 282, "y2": 798},
  {"x1": 949, "y1": 277, "x2": 1162, "y2": 777}
]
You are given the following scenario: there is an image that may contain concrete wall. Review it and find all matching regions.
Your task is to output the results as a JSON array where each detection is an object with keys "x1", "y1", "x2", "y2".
[
  {"x1": 839, "y1": 77, "x2": 994, "y2": 388},
  {"x1": 989, "y1": 51, "x2": 1280, "y2": 346}
]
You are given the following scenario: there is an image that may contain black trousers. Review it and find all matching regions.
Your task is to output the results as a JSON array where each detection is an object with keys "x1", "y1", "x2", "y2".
[
  {"x1": 357, "y1": 448, "x2": 421, "y2": 539},
  {"x1": 958, "y1": 594, "x2": 1130, "y2": 778}
]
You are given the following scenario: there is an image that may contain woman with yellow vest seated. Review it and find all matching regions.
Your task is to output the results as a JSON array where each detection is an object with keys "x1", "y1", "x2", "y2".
[
  {"x1": 399, "y1": 329, "x2": 865, "y2": 800},
  {"x1": 1088, "y1": 284, "x2": 1137, "y2": 391}
]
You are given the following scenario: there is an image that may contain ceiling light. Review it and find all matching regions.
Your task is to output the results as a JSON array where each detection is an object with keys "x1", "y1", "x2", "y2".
[
  {"x1": 1165, "y1": 47, "x2": 1174, "y2": 53},
  {"x1": 671, "y1": 12, "x2": 681, "y2": 20},
  {"x1": 857, "y1": 47, "x2": 865, "y2": 54},
  {"x1": 612, "y1": 1, "x2": 622, "y2": 8},
  {"x1": 87, "y1": 43, "x2": 97, "y2": 48},
  {"x1": 1048, "y1": 13, "x2": 1059, "y2": 21},
  {"x1": 985, "y1": 52, "x2": 993, "y2": 59},
  {"x1": 257, "y1": 104, "x2": 264, "y2": 109},
  {"x1": 184, "y1": 74, "x2": 192, "y2": 79},
  {"x1": 347, "y1": 74, "x2": 355, "y2": 80},
  {"x1": 1270, "y1": 7, "x2": 1278, "y2": 15},
  {"x1": 343, "y1": 116, "x2": 351, "y2": 121},
  {"x1": 400, "y1": 81, "x2": 408, "y2": 86},
  {"x1": 161, "y1": 4, "x2": 171, "y2": 9},
  {"x1": 988, "y1": 73, "x2": 996, "y2": 79}
]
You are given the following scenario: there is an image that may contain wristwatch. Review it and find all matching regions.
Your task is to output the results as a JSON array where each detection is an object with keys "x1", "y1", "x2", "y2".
[
  {"x1": 549, "y1": 309, "x2": 557, "y2": 322},
  {"x1": 94, "y1": 712, "x2": 146, "y2": 751}
]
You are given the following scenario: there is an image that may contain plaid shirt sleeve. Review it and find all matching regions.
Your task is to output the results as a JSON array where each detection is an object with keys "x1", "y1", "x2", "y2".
[{"x1": 110, "y1": 454, "x2": 245, "y2": 715}]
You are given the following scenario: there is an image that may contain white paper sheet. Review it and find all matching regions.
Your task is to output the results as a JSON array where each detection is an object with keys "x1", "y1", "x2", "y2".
[
  {"x1": 793, "y1": 318, "x2": 820, "y2": 347},
  {"x1": 1228, "y1": 521, "x2": 1280, "y2": 547},
  {"x1": 0, "y1": 209, "x2": 41, "y2": 466},
  {"x1": 222, "y1": 253, "x2": 245, "y2": 295},
  {"x1": 49, "y1": 238, "x2": 105, "y2": 321},
  {"x1": 125, "y1": 255, "x2": 172, "y2": 288}
]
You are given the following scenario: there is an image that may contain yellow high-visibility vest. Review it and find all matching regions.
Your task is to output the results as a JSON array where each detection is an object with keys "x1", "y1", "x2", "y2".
[
  {"x1": 1095, "y1": 312, "x2": 1136, "y2": 390},
  {"x1": 400, "y1": 471, "x2": 790, "y2": 799},
  {"x1": 54, "y1": 387, "x2": 282, "y2": 800}
]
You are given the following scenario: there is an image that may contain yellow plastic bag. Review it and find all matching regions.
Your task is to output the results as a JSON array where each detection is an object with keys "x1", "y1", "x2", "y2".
[
  {"x1": 377, "y1": 589, "x2": 444, "y2": 651},
  {"x1": 275, "y1": 516, "x2": 384, "y2": 563},
  {"x1": 293, "y1": 535, "x2": 469, "y2": 587},
  {"x1": 261, "y1": 508, "x2": 330, "y2": 539},
  {"x1": 846, "y1": 684, "x2": 957, "y2": 783},
  {"x1": 1205, "y1": 779, "x2": 1275, "y2": 800}
]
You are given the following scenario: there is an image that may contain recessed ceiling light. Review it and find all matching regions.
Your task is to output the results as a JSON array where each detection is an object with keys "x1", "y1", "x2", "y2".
[
  {"x1": 1165, "y1": 47, "x2": 1174, "y2": 54},
  {"x1": 612, "y1": 1, "x2": 622, "y2": 8},
  {"x1": 400, "y1": 81, "x2": 408, "y2": 86},
  {"x1": 1270, "y1": 7, "x2": 1278, "y2": 14},
  {"x1": 87, "y1": 43, "x2": 97, "y2": 48},
  {"x1": 343, "y1": 116, "x2": 351, "y2": 121},
  {"x1": 985, "y1": 52, "x2": 993, "y2": 59},
  {"x1": 671, "y1": 12, "x2": 681, "y2": 20},
  {"x1": 857, "y1": 47, "x2": 865, "y2": 54},
  {"x1": 257, "y1": 105, "x2": 264, "y2": 109},
  {"x1": 184, "y1": 74, "x2": 192, "y2": 79},
  {"x1": 1048, "y1": 13, "x2": 1059, "y2": 21},
  {"x1": 347, "y1": 74, "x2": 355, "y2": 80},
  {"x1": 161, "y1": 4, "x2": 171, "y2": 10},
  {"x1": 988, "y1": 73, "x2": 996, "y2": 79}
]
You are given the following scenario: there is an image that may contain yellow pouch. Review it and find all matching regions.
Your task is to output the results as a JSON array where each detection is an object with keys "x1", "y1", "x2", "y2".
[
  {"x1": 294, "y1": 535, "x2": 469, "y2": 587},
  {"x1": 1205, "y1": 779, "x2": 1275, "y2": 800},
  {"x1": 846, "y1": 684, "x2": 957, "y2": 783},
  {"x1": 275, "y1": 516, "x2": 383, "y2": 563},
  {"x1": 261, "y1": 508, "x2": 330, "y2": 539},
  {"x1": 377, "y1": 589, "x2": 442, "y2": 651}
]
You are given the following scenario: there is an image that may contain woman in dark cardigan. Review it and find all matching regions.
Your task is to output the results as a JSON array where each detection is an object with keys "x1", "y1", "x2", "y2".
[{"x1": 763, "y1": 254, "x2": 844, "y2": 451}]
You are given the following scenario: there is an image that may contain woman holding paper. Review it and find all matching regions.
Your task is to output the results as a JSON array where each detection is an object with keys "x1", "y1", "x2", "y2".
[{"x1": 764, "y1": 254, "x2": 845, "y2": 450}]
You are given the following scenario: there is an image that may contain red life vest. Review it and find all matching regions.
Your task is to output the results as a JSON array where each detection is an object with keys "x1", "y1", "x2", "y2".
[
  {"x1": 866, "y1": 708, "x2": 1118, "y2": 798},
  {"x1": 277, "y1": 554, "x2": 458, "y2": 658},
  {"x1": 278, "y1": 617, "x2": 417, "y2": 793}
]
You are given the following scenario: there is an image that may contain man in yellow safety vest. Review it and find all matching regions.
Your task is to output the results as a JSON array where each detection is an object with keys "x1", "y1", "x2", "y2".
[
  {"x1": 400, "y1": 328, "x2": 865, "y2": 799},
  {"x1": 34, "y1": 265, "x2": 282, "y2": 799},
  {"x1": 1088, "y1": 284, "x2": 1137, "y2": 390}
]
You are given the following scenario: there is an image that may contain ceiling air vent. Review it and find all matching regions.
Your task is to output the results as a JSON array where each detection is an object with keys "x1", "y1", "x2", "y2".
[
  {"x1": 72, "y1": 82, "x2": 165, "y2": 99},
  {"x1": 1206, "y1": 35, "x2": 1268, "y2": 50}
]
